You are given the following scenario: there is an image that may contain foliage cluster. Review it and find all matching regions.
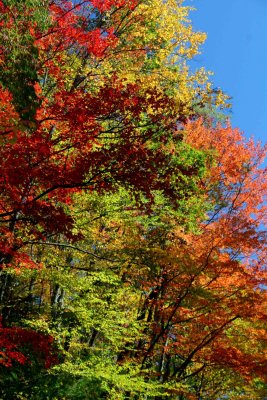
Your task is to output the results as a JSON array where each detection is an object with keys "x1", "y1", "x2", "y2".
[{"x1": 0, "y1": 1, "x2": 266, "y2": 399}]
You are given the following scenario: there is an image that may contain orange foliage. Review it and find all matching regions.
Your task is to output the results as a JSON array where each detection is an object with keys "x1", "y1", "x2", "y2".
[{"x1": 132, "y1": 120, "x2": 267, "y2": 390}]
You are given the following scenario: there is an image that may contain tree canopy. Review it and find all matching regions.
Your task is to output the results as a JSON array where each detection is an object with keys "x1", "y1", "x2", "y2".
[{"x1": 0, "y1": 1, "x2": 266, "y2": 399}]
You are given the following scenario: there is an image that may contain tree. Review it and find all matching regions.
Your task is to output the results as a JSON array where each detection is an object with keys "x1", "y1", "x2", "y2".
[
  {"x1": 0, "y1": 0, "x2": 212, "y2": 396},
  {"x1": 0, "y1": 0, "x2": 211, "y2": 275},
  {"x1": 0, "y1": 1, "x2": 265, "y2": 399},
  {"x1": 111, "y1": 120, "x2": 267, "y2": 398}
]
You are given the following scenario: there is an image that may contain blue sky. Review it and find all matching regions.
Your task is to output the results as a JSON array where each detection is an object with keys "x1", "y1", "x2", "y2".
[{"x1": 185, "y1": 0, "x2": 267, "y2": 143}]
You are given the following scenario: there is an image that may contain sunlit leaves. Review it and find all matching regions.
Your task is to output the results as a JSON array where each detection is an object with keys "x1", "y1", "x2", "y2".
[{"x1": 0, "y1": 1, "x2": 266, "y2": 399}]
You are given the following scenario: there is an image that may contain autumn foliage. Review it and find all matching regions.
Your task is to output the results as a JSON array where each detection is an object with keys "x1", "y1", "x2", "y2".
[{"x1": 0, "y1": 1, "x2": 266, "y2": 399}]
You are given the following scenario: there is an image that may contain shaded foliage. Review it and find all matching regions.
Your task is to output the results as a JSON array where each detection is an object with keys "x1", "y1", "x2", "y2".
[{"x1": 0, "y1": 1, "x2": 265, "y2": 399}]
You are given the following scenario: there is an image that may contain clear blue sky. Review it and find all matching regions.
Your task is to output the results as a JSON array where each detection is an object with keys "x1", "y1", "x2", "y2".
[{"x1": 185, "y1": 0, "x2": 267, "y2": 143}]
